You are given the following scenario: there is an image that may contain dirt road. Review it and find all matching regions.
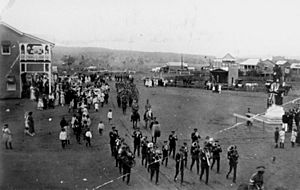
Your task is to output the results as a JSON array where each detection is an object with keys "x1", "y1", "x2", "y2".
[{"x1": 0, "y1": 81, "x2": 299, "y2": 190}]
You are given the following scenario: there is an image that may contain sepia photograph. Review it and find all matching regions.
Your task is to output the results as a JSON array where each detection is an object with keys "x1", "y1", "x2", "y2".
[{"x1": 0, "y1": 0, "x2": 299, "y2": 190}]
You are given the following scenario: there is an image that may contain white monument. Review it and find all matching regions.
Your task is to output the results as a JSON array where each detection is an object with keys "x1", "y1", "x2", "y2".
[{"x1": 264, "y1": 80, "x2": 284, "y2": 120}]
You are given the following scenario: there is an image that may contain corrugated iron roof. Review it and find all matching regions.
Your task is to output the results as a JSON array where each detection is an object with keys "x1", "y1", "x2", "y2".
[
  {"x1": 290, "y1": 63, "x2": 300, "y2": 69},
  {"x1": 239, "y1": 58, "x2": 260, "y2": 66},
  {"x1": 275, "y1": 60, "x2": 288, "y2": 65},
  {"x1": 166, "y1": 62, "x2": 188, "y2": 67},
  {"x1": 0, "y1": 21, "x2": 55, "y2": 46}
]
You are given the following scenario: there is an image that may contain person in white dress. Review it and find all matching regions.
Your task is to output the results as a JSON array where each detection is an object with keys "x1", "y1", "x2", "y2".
[
  {"x1": 30, "y1": 86, "x2": 36, "y2": 101},
  {"x1": 54, "y1": 91, "x2": 60, "y2": 106},
  {"x1": 2, "y1": 124, "x2": 12, "y2": 149},
  {"x1": 291, "y1": 128, "x2": 297, "y2": 147},
  {"x1": 60, "y1": 91, "x2": 65, "y2": 106},
  {"x1": 279, "y1": 128, "x2": 285, "y2": 148},
  {"x1": 37, "y1": 97, "x2": 44, "y2": 110}
]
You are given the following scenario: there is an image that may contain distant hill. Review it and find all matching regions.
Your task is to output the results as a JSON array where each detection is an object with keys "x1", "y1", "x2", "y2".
[{"x1": 52, "y1": 46, "x2": 214, "y2": 71}]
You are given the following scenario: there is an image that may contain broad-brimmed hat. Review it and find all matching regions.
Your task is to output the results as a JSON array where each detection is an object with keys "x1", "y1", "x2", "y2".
[{"x1": 256, "y1": 166, "x2": 266, "y2": 172}]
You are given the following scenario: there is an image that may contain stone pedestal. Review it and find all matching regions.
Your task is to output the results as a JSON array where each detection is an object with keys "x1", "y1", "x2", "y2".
[{"x1": 264, "y1": 104, "x2": 285, "y2": 120}]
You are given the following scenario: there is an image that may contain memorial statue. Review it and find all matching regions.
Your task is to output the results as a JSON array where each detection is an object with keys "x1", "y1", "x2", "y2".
[
  {"x1": 267, "y1": 79, "x2": 283, "y2": 108},
  {"x1": 265, "y1": 67, "x2": 285, "y2": 119}
]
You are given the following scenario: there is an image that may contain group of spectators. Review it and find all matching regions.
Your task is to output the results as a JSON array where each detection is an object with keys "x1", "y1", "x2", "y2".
[
  {"x1": 274, "y1": 104, "x2": 300, "y2": 148},
  {"x1": 56, "y1": 75, "x2": 111, "y2": 149}
]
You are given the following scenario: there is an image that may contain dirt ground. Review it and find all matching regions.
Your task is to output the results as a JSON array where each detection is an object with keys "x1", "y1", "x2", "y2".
[{"x1": 0, "y1": 80, "x2": 299, "y2": 190}]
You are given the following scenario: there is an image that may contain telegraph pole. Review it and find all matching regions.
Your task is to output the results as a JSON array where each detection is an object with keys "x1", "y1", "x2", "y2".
[{"x1": 181, "y1": 54, "x2": 183, "y2": 70}]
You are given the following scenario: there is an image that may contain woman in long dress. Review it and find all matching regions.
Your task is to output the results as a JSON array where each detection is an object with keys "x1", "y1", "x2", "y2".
[
  {"x1": 30, "y1": 86, "x2": 36, "y2": 101},
  {"x1": 54, "y1": 91, "x2": 60, "y2": 106},
  {"x1": 60, "y1": 91, "x2": 65, "y2": 106},
  {"x1": 37, "y1": 97, "x2": 44, "y2": 110}
]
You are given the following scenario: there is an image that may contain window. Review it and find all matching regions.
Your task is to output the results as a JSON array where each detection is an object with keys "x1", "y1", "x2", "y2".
[
  {"x1": 6, "y1": 76, "x2": 16, "y2": 91},
  {"x1": 7, "y1": 82, "x2": 16, "y2": 91},
  {"x1": 21, "y1": 64, "x2": 26, "y2": 72},
  {"x1": 2, "y1": 44, "x2": 11, "y2": 55},
  {"x1": 1, "y1": 41, "x2": 11, "y2": 55}
]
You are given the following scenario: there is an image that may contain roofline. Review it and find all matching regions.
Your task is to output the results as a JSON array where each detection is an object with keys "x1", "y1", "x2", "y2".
[
  {"x1": 0, "y1": 21, "x2": 55, "y2": 46},
  {"x1": 23, "y1": 33, "x2": 55, "y2": 46}
]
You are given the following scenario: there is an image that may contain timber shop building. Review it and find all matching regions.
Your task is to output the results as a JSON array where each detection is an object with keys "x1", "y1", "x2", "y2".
[{"x1": 0, "y1": 22, "x2": 54, "y2": 99}]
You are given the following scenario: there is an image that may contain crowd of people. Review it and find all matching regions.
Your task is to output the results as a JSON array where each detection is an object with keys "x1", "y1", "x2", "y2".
[
  {"x1": 2, "y1": 73, "x2": 275, "y2": 190},
  {"x1": 205, "y1": 80, "x2": 222, "y2": 93}
]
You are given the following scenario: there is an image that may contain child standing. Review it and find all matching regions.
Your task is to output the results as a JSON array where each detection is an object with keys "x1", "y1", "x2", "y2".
[
  {"x1": 279, "y1": 128, "x2": 285, "y2": 148},
  {"x1": 99, "y1": 92, "x2": 105, "y2": 107},
  {"x1": 93, "y1": 96, "x2": 99, "y2": 112},
  {"x1": 85, "y1": 128, "x2": 92, "y2": 147},
  {"x1": 183, "y1": 142, "x2": 189, "y2": 167},
  {"x1": 59, "y1": 128, "x2": 67, "y2": 149},
  {"x1": 291, "y1": 128, "x2": 298, "y2": 147},
  {"x1": 64, "y1": 125, "x2": 71, "y2": 145},
  {"x1": 107, "y1": 109, "x2": 113, "y2": 124},
  {"x1": 2, "y1": 124, "x2": 12, "y2": 149},
  {"x1": 97, "y1": 121, "x2": 105, "y2": 135},
  {"x1": 274, "y1": 127, "x2": 279, "y2": 148}
]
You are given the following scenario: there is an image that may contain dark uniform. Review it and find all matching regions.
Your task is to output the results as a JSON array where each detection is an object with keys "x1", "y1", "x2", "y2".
[
  {"x1": 117, "y1": 94, "x2": 121, "y2": 108},
  {"x1": 246, "y1": 108, "x2": 253, "y2": 127},
  {"x1": 274, "y1": 127, "x2": 279, "y2": 148},
  {"x1": 169, "y1": 132, "x2": 178, "y2": 158},
  {"x1": 190, "y1": 142, "x2": 200, "y2": 174},
  {"x1": 117, "y1": 144, "x2": 126, "y2": 174},
  {"x1": 287, "y1": 111, "x2": 294, "y2": 132},
  {"x1": 249, "y1": 166, "x2": 265, "y2": 190},
  {"x1": 150, "y1": 151, "x2": 160, "y2": 184},
  {"x1": 74, "y1": 118, "x2": 82, "y2": 144},
  {"x1": 162, "y1": 142, "x2": 169, "y2": 167},
  {"x1": 109, "y1": 128, "x2": 119, "y2": 156},
  {"x1": 132, "y1": 129, "x2": 142, "y2": 157},
  {"x1": 211, "y1": 143, "x2": 222, "y2": 173},
  {"x1": 199, "y1": 147, "x2": 210, "y2": 184},
  {"x1": 182, "y1": 143, "x2": 188, "y2": 167},
  {"x1": 121, "y1": 149, "x2": 135, "y2": 185},
  {"x1": 147, "y1": 145, "x2": 154, "y2": 172},
  {"x1": 226, "y1": 146, "x2": 239, "y2": 183},
  {"x1": 294, "y1": 108, "x2": 300, "y2": 128},
  {"x1": 174, "y1": 149, "x2": 185, "y2": 183},
  {"x1": 115, "y1": 138, "x2": 122, "y2": 166},
  {"x1": 191, "y1": 129, "x2": 201, "y2": 143},
  {"x1": 121, "y1": 98, "x2": 127, "y2": 114},
  {"x1": 60, "y1": 117, "x2": 68, "y2": 129},
  {"x1": 141, "y1": 138, "x2": 148, "y2": 167}
]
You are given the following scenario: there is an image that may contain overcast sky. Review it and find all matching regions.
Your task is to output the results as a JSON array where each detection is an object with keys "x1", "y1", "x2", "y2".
[{"x1": 1, "y1": 0, "x2": 300, "y2": 58}]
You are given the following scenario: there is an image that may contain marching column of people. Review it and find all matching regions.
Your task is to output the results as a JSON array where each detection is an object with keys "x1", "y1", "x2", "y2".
[{"x1": 13, "y1": 75, "x2": 278, "y2": 189}]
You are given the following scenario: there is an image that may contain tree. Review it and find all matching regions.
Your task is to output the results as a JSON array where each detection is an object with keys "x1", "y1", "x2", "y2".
[
  {"x1": 62, "y1": 55, "x2": 76, "y2": 71},
  {"x1": 137, "y1": 57, "x2": 144, "y2": 65}
]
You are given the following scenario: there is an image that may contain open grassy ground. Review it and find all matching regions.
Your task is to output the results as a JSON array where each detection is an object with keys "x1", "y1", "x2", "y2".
[{"x1": 0, "y1": 80, "x2": 299, "y2": 190}]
